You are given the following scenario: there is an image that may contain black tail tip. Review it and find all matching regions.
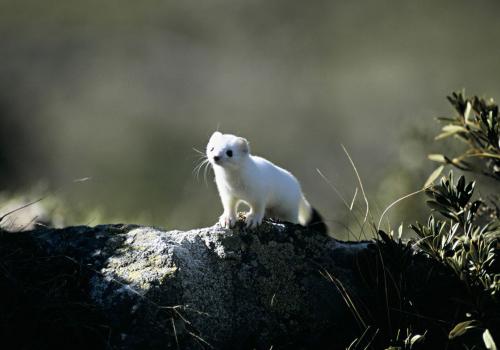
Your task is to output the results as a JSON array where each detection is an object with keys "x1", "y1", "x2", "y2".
[{"x1": 307, "y1": 207, "x2": 328, "y2": 235}]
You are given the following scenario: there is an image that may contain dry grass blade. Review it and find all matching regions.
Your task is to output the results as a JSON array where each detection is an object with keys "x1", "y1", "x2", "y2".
[
  {"x1": 316, "y1": 168, "x2": 350, "y2": 209},
  {"x1": 377, "y1": 187, "x2": 429, "y2": 231},
  {"x1": 349, "y1": 326, "x2": 371, "y2": 350},
  {"x1": 321, "y1": 269, "x2": 367, "y2": 330},
  {"x1": 0, "y1": 176, "x2": 94, "y2": 225},
  {"x1": 350, "y1": 187, "x2": 359, "y2": 211},
  {"x1": 316, "y1": 167, "x2": 366, "y2": 238},
  {"x1": 171, "y1": 317, "x2": 180, "y2": 350},
  {"x1": 187, "y1": 330, "x2": 214, "y2": 349},
  {"x1": 374, "y1": 245, "x2": 392, "y2": 336},
  {"x1": 0, "y1": 196, "x2": 46, "y2": 224},
  {"x1": 363, "y1": 328, "x2": 379, "y2": 350},
  {"x1": 341, "y1": 144, "x2": 370, "y2": 223}
]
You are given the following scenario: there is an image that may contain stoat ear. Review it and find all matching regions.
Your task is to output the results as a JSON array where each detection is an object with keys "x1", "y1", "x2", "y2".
[
  {"x1": 237, "y1": 137, "x2": 250, "y2": 154},
  {"x1": 209, "y1": 131, "x2": 222, "y2": 141}
]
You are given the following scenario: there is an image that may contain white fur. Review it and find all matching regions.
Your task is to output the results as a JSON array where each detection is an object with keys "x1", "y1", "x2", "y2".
[{"x1": 206, "y1": 131, "x2": 313, "y2": 229}]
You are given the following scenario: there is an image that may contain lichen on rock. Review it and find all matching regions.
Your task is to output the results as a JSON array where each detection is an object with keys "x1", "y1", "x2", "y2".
[{"x1": 9, "y1": 220, "x2": 370, "y2": 349}]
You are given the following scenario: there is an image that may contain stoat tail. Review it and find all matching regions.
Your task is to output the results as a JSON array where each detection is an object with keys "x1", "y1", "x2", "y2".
[{"x1": 298, "y1": 196, "x2": 328, "y2": 235}]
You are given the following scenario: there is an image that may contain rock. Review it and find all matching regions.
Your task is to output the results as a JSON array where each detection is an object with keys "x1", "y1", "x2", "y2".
[
  {"x1": 1, "y1": 221, "x2": 374, "y2": 349},
  {"x1": 2, "y1": 219, "x2": 494, "y2": 349}
]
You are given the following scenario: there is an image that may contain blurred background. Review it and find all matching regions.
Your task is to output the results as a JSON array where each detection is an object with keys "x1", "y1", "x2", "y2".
[{"x1": 1, "y1": 0, "x2": 499, "y2": 238}]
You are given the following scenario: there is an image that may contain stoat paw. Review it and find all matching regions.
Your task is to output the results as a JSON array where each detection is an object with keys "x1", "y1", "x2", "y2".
[
  {"x1": 219, "y1": 214, "x2": 236, "y2": 229},
  {"x1": 245, "y1": 213, "x2": 263, "y2": 229}
]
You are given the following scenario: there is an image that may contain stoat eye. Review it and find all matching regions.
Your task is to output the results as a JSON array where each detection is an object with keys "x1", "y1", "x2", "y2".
[
  {"x1": 226, "y1": 150, "x2": 233, "y2": 157},
  {"x1": 210, "y1": 147, "x2": 214, "y2": 152}
]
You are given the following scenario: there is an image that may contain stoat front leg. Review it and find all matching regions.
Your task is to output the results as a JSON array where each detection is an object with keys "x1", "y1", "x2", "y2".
[
  {"x1": 219, "y1": 192, "x2": 238, "y2": 228},
  {"x1": 245, "y1": 201, "x2": 265, "y2": 229}
]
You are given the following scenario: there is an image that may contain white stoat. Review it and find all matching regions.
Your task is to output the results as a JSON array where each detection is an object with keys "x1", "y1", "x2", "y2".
[{"x1": 205, "y1": 131, "x2": 327, "y2": 233}]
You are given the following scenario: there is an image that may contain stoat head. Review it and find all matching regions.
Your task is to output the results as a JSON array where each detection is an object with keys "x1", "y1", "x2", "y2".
[{"x1": 206, "y1": 131, "x2": 250, "y2": 170}]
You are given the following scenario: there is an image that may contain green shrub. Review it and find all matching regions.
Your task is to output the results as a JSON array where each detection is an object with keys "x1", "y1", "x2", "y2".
[{"x1": 348, "y1": 92, "x2": 499, "y2": 350}]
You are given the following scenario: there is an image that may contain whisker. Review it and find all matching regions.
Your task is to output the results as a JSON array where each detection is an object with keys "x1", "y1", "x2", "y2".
[
  {"x1": 193, "y1": 158, "x2": 208, "y2": 180},
  {"x1": 193, "y1": 158, "x2": 211, "y2": 182},
  {"x1": 192, "y1": 160, "x2": 203, "y2": 175},
  {"x1": 192, "y1": 147, "x2": 205, "y2": 156},
  {"x1": 203, "y1": 160, "x2": 212, "y2": 185},
  {"x1": 197, "y1": 161, "x2": 208, "y2": 180},
  {"x1": 193, "y1": 158, "x2": 206, "y2": 166}
]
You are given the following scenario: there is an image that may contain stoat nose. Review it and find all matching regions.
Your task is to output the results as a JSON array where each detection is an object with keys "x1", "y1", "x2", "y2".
[{"x1": 213, "y1": 156, "x2": 220, "y2": 162}]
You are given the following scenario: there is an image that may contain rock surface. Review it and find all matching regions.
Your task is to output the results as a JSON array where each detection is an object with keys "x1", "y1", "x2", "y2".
[
  {"x1": 2, "y1": 219, "x2": 494, "y2": 350},
  {"x1": 2, "y1": 221, "x2": 374, "y2": 349}
]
